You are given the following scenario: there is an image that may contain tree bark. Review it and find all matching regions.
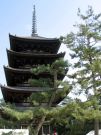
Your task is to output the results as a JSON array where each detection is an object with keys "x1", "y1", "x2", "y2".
[
  {"x1": 94, "y1": 119, "x2": 99, "y2": 135},
  {"x1": 34, "y1": 116, "x2": 46, "y2": 135}
]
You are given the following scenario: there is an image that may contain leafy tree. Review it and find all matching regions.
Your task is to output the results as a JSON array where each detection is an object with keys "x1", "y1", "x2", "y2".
[
  {"x1": 63, "y1": 6, "x2": 101, "y2": 135},
  {"x1": 0, "y1": 59, "x2": 71, "y2": 135},
  {"x1": 28, "y1": 58, "x2": 70, "y2": 135}
]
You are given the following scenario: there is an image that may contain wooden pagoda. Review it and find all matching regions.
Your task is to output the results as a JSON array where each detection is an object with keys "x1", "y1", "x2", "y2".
[
  {"x1": 1, "y1": 34, "x2": 65, "y2": 106},
  {"x1": 0, "y1": 5, "x2": 66, "y2": 134}
]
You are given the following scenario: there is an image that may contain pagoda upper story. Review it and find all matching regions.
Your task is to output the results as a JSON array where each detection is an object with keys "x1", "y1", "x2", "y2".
[
  {"x1": 0, "y1": 5, "x2": 67, "y2": 107},
  {"x1": 9, "y1": 34, "x2": 61, "y2": 54}
]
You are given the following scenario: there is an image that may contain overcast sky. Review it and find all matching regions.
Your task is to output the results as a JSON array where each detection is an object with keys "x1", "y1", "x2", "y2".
[{"x1": 0, "y1": 0, "x2": 101, "y2": 99}]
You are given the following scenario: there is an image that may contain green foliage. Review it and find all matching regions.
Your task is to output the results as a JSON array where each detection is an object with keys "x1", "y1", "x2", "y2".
[
  {"x1": 0, "y1": 57, "x2": 70, "y2": 135},
  {"x1": 31, "y1": 64, "x2": 50, "y2": 75},
  {"x1": 0, "y1": 117, "x2": 18, "y2": 128},
  {"x1": 28, "y1": 78, "x2": 53, "y2": 87},
  {"x1": 51, "y1": 58, "x2": 69, "y2": 74},
  {"x1": 29, "y1": 91, "x2": 52, "y2": 105},
  {"x1": 62, "y1": 7, "x2": 101, "y2": 135},
  {"x1": 28, "y1": 84, "x2": 70, "y2": 106},
  {"x1": 31, "y1": 58, "x2": 69, "y2": 75},
  {"x1": 63, "y1": 6, "x2": 101, "y2": 98},
  {"x1": 28, "y1": 58, "x2": 70, "y2": 111},
  {"x1": 2, "y1": 107, "x2": 33, "y2": 121}
]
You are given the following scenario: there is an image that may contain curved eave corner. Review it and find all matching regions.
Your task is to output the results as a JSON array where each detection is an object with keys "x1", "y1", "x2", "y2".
[{"x1": 9, "y1": 33, "x2": 60, "y2": 43}]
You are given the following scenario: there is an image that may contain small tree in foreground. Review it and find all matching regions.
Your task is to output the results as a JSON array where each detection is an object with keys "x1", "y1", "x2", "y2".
[
  {"x1": 0, "y1": 59, "x2": 71, "y2": 135},
  {"x1": 63, "y1": 6, "x2": 101, "y2": 135}
]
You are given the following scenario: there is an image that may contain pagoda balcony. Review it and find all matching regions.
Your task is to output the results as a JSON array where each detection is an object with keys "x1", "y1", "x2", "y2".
[
  {"x1": 4, "y1": 66, "x2": 67, "y2": 86},
  {"x1": 7, "y1": 49, "x2": 65, "y2": 68},
  {"x1": 22, "y1": 50, "x2": 53, "y2": 54}
]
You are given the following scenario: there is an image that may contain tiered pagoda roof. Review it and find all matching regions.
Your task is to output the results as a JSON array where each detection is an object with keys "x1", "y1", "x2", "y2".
[{"x1": 1, "y1": 33, "x2": 66, "y2": 106}]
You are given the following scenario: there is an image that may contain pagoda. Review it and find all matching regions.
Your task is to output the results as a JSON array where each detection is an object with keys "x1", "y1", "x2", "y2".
[{"x1": 0, "y1": 5, "x2": 66, "y2": 134}]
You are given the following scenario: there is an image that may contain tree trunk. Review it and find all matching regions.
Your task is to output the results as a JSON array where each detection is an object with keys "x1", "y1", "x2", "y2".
[
  {"x1": 34, "y1": 116, "x2": 46, "y2": 135},
  {"x1": 34, "y1": 71, "x2": 58, "y2": 135},
  {"x1": 89, "y1": 55, "x2": 99, "y2": 135},
  {"x1": 94, "y1": 119, "x2": 99, "y2": 135}
]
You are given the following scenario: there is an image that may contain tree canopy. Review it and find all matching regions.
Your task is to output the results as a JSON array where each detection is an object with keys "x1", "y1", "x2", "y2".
[{"x1": 63, "y1": 6, "x2": 101, "y2": 135}]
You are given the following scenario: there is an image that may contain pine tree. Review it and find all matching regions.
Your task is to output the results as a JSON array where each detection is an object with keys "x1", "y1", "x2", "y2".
[
  {"x1": 63, "y1": 6, "x2": 101, "y2": 135},
  {"x1": 0, "y1": 59, "x2": 71, "y2": 135}
]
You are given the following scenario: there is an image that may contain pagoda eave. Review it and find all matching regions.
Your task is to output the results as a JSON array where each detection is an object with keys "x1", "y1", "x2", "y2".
[
  {"x1": 9, "y1": 34, "x2": 61, "y2": 53},
  {"x1": 7, "y1": 49, "x2": 65, "y2": 68},
  {"x1": 9, "y1": 34, "x2": 60, "y2": 42},
  {"x1": 1, "y1": 85, "x2": 63, "y2": 106},
  {"x1": 1, "y1": 85, "x2": 53, "y2": 93},
  {"x1": 4, "y1": 66, "x2": 31, "y2": 73},
  {"x1": 1, "y1": 85, "x2": 53, "y2": 102},
  {"x1": 4, "y1": 66, "x2": 67, "y2": 86},
  {"x1": 7, "y1": 49, "x2": 65, "y2": 57}
]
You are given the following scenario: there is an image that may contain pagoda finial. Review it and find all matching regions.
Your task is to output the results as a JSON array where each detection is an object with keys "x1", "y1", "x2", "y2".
[{"x1": 31, "y1": 5, "x2": 37, "y2": 36}]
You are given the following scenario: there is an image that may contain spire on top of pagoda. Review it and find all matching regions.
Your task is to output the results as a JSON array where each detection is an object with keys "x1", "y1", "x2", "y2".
[{"x1": 31, "y1": 5, "x2": 37, "y2": 37}]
